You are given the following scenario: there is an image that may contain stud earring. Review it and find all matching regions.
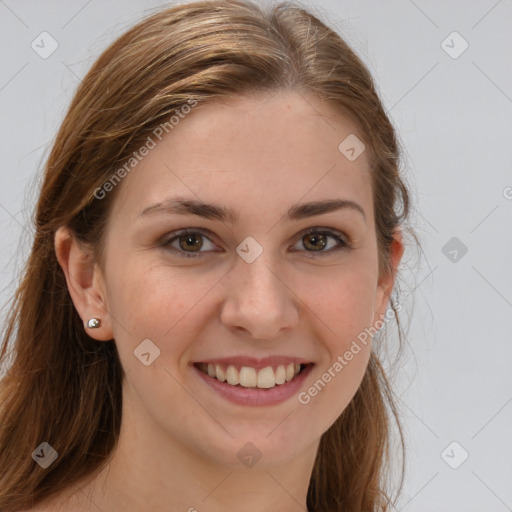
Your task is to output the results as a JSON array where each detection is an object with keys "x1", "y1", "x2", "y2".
[{"x1": 87, "y1": 318, "x2": 101, "y2": 329}]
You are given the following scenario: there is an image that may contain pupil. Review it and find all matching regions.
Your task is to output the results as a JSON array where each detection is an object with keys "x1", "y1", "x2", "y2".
[
  {"x1": 305, "y1": 233, "x2": 326, "y2": 251},
  {"x1": 180, "y1": 234, "x2": 202, "y2": 251}
]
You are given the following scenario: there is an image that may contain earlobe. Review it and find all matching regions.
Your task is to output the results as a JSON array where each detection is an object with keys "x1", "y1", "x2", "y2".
[{"x1": 54, "y1": 226, "x2": 114, "y2": 341}]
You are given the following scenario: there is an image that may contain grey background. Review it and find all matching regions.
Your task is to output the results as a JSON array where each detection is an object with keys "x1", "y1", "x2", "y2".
[{"x1": 1, "y1": 1, "x2": 511, "y2": 511}]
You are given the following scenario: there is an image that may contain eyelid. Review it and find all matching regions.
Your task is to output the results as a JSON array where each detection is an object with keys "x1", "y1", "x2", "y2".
[
  {"x1": 161, "y1": 226, "x2": 351, "y2": 257},
  {"x1": 160, "y1": 228, "x2": 219, "y2": 256},
  {"x1": 292, "y1": 226, "x2": 351, "y2": 255}
]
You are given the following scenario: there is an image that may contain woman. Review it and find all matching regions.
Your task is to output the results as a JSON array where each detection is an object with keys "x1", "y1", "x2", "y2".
[{"x1": 0, "y1": 1, "x2": 412, "y2": 510}]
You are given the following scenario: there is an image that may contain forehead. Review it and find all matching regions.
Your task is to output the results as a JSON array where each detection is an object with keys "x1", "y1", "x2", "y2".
[{"x1": 109, "y1": 91, "x2": 374, "y2": 222}]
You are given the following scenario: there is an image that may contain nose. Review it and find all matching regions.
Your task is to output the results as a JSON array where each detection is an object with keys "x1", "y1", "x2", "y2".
[{"x1": 219, "y1": 251, "x2": 300, "y2": 341}]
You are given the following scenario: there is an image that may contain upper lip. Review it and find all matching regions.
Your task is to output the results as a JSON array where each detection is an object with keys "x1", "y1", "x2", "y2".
[{"x1": 194, "y1": 356, "x2": 312, "y2": 370}]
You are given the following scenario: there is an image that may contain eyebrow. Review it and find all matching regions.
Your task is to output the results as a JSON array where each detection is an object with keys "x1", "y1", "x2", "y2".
[{"x1": 138, "y1": 197, "x2": 366, "y2": 223}]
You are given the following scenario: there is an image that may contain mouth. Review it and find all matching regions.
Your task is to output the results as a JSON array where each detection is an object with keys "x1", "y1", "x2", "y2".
[{"x1": 194, "y1": 362, "x2": 312, "y2": 390}]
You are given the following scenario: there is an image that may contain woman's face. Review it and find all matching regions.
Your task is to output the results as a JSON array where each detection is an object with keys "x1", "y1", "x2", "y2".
[{"x1": 94, "y1": 91, "x2": 401, "y2": 469}]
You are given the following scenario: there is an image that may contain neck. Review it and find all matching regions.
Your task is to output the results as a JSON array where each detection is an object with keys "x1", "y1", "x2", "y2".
[{"x1": 49, "y1": 385, "x2": 318, "y2": 512}]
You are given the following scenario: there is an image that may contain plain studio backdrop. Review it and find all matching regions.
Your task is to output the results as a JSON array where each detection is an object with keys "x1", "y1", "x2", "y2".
[{"x1": 0, "y1": 1, "x2": 511, "y2": 511}]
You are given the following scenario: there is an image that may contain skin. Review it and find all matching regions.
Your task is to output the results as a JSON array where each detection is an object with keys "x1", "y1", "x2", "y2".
[{"x1": 49, "y1": 90, "x2": 404, "y2": 512}]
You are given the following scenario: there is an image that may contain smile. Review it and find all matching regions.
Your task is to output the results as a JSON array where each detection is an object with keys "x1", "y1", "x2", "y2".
[{"x1": 195, "y1": 362, "x2": 308, "y2": 389}]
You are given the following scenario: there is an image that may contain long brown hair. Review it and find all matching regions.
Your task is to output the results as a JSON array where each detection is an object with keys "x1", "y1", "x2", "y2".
[{"x1": 0, "y1": 1, "x2": 411, "y2": 510}]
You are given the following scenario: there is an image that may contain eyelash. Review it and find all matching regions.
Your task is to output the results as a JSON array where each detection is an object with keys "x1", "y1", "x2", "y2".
[{"x1": 160, "y1": 227, "x2": 351, "y2": 259}]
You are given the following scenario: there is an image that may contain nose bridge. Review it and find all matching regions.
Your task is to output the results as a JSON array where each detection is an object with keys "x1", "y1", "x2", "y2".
[
  {"x1": 220, "y1": 244, "x2": 299, "y2": 339},
  {"x1": 235, "y1": 248, "x2": 283, "y2": 306}
]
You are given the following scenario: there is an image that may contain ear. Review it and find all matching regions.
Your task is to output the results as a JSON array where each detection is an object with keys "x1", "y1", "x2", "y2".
[
  {"x1": 372, "y1": 227, "x2": 405, "y2": 325},
  {"x1": 54, "y1": 226, "x2": 114, "y2": 341}
]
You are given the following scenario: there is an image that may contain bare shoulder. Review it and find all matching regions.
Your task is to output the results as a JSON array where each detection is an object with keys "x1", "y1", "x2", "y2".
[
  {"x1": 17, "y1": 503, "x2": 80, "y2": 512},
  {"x1": 17, "y1": 503, "x2": 58, "y2": 512},
  {"x1": 15, "y1": 470, "x2": 104, "y2": 512},
  {"x1": 17, "y1": 493, "x2": 85, "y2": 512},
  {"x1": 16, "y1": 507, "x2": 50, "y2": 512}
]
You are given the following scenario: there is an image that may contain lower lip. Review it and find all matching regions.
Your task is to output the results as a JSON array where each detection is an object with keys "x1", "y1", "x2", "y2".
[{"x1": 193, "y1": 364, "x2": 314, "y2": 406}]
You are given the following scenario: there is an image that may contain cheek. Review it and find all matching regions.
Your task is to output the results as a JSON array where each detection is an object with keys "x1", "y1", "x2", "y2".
[
  {"x1": 298, "y1": 343, "x2": 371, "y2": 435},
  {"x1": 297, "y1": 277, "x2": 374, "y2": 430},
  {"x1": 105, "y1": 261, "x2": 221, "y2": 370},
  {"x1": 292, "y1": 263, "x2": 376, "y2": 422},
  {"x1": 298, "y1": 263, "x2": 378, "y2": 348}
]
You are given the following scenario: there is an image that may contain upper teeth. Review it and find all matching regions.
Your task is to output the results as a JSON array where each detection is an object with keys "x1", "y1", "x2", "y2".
[{"x1": 201, "y1": 363, "x2": 301, "y2": 389}]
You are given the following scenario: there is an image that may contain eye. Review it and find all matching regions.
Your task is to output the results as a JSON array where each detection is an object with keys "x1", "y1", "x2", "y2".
[
  {"x1": 161, "y1": 229, "x2": 218, "y2": 258},
  {"x1": 291, "y1": 227, "x2": 350, "y2": 257},
  {"x1": 161, "y1": 227, "x2": 351, "y2": 259}
]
